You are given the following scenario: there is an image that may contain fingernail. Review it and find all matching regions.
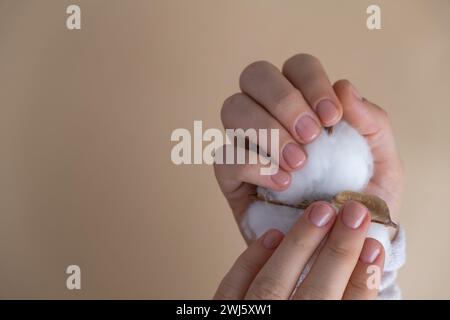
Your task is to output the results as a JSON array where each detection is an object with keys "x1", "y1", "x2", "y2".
[
  {"x1": 295, "y1": 114, "x2": 321, "y2": 143},
  {"x1": 270, "y1": 170, "x2": 290, "y2": 187},
  {"x1": 308, "y1": 202, "x2": 335, "y2": 227},
  {"x1": 282, "y1": 143, "x2": 306, "y2": 169},
  {"x1": 262, "y1": 229, "x2": 284, "y2": 249},
  {"x1": 360, "y1": 239, "x2": 381, "y2": 264},
  {"x1": 315, "y1": 99, "x2": 339, "y2": 124},
  {"x1": 341, "y1": 201, "x2": 368, "y2": 229},
  {"x1": 349, "y1": 82, "x2": 362, "y2": 101}
]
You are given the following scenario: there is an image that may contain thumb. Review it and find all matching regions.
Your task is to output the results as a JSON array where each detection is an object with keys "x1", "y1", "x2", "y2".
[
  {"x1": 333, "y1": 79, "x2": 389, "y2": 137},
  {"x1": 333, "y1": 79, "x2": 398, "y2": 162},
  {"x1": 333, "y1": 79, "x2": 403, "y2": 220}
]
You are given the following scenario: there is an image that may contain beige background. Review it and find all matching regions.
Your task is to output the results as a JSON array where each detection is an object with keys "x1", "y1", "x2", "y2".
[{"x1": 0, "y1": 0, "x2": 449, "y2": 299}]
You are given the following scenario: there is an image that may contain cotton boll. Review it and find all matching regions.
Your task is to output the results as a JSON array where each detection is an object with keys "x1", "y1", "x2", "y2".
[
  {"x1": 242, "y1": 201, "x2": 301, "y2": 239},
  {"x1": 243, "y1": 121, "x2": 393, "y2": 266},
  {"x1": 260, "y1": 121, "x2": 373, "y2": 205}
]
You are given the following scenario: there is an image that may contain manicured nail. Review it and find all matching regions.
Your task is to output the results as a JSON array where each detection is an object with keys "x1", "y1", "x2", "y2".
[
  {"x1": 282, "y1": 143, "x2": 306, "y2": 169},
  {"x1": 341, "y1": 201, "x2": 368, "y2": 229},
  {"x1": 295, "y1": 114, "x2": 321, "y2": 143},
  {"x1": 262, "y1": 229, "x2": 284, "y2": 249},
  {"x1": 308, "y1": 202, "x2": 335, "y2": 227},
  {"x1": 360, "y1": 239, "x2": 381, "y2": 264},
  {"x1": 315, "y1": 99, "x2": 339, "y2": 124},
  {"x1": 270, "y1": 170, "x2": 290, "y2": 187},
  {"x1": 349, "y1": 82, "x2": 362, "y2": 100}
]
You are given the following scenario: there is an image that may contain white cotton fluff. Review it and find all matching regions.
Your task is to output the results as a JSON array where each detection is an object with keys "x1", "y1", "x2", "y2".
[{"x1": 242, "y1": 121, "x2": 393, "y2": 267}]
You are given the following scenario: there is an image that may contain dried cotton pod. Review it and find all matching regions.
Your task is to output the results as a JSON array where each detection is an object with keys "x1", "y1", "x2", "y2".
[
  {"x1": 332, "y1": 191, "x2": 398, "y2": 228},
  {"x1": 250, "y1": 191, "x2": 398, "y2": 229}
]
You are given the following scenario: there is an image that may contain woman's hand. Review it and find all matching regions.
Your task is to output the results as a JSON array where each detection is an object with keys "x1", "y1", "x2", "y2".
[
  {"x1": 214, "y1": 201, "x2": 385, "y2": 300},
  {"x1": 214, "y1": 54, "x2": 403, "y2": 241}
]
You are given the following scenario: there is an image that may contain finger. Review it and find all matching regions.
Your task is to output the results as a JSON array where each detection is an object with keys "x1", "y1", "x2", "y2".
[
  {"x1": 333, "y1": 79, "x2": 403, "y2": 218},
  {"x1": 214, "y1": 145, "x2": 291, "y2": 193},
  {"x1": 245, "y1": 202, "x2": 336, "y2": 300},
  {"x1": 282, "y1": 54, "x2": 343, "y2": 127},
  {"x1": 214, "y1": 145, "x2": 291, "y2": 220},
  {"x1": 221, "y1": 93, "x2": 307, "y2": 171},
  {"x1": 333, "y1": 79, "x2": 397, "y2": 154},
  {"x1": 294, "y1": 201, "x2": 370, "y2": 300},
  {"x1": 343, "y1": 238, "x2": 385, "y2": 300},
  {"x1": 239, "y1": 61, "x2": 322, "y2": 144},
  {"x1": 214, "y1": 229, "x2": 284, "y2": 300}
]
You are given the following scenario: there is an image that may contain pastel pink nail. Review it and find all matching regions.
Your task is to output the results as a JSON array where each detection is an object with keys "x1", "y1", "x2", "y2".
[
  {"x1": 282, "y1": 143, "x2": 306, "y2": 169},
  {"x1": 315, "y1": 99, "x2": 339, "y2": 124},
  {"x1": 270, "y1": 170, "x2": 291, "y2": 187},
  {"x1": 295, "y1": 114, "x2": 321, "y2": 143},
  {"x1": 341, "y1": 201, "x2": 368, "y2": 229},
  {"x1": 360, "y1": 239, "x2": 382, "y2": 264},
  {"x1": 308, "y1": 202, "x2": 335, "y2": 227}
]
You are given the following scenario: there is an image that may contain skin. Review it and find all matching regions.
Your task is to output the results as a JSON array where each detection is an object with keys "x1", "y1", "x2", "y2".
[
  {"x1": 214, "y1": 201, "x2": 385, "y2": 300},
  {"x1": 214, "y1": 54, "x2": 403, "y2": 299}
]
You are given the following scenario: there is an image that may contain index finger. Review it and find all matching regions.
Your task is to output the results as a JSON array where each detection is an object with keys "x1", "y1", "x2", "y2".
[
  {"x1": 283, "y1": 54, "x2": 343, "y2": 127},
  {"x1": 245, "y1": 202, "x2": 336, "y2": 300},
  {"x1": 213, "y1": 229, "x2": 284, "y2": 300}
]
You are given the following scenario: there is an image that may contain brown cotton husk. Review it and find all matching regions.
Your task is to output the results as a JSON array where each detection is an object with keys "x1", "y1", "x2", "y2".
[
  {"x1": 250, "y1": 191, "x2": 398, "y2": 228},
  {"x1": 331, "y1": 191, "x2": 398, "y2": 228}
]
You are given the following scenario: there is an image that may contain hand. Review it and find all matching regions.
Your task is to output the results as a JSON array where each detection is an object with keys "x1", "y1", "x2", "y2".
[
  {"x1": 214, "y1": 201, "x2": 385, "y2": 300},
  {"x1": 214, "y1": 54, "x2": 403, "y2": 241}
]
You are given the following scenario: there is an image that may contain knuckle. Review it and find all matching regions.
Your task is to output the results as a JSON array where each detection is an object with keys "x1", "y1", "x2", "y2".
[
  {"x1": 324, "y1": 241, "x2": 355, "y2": 262},
  {"x1": 215, "y1": 281, "x2": 241, "y2": 300},
  {"x1": 236, "y1": 254, "x2": 259, "y2": 275},
  {"x1": 287, "y1": 53, "x2": 319, "y2": 65},
  {"x1": 283, "y1": 53, "x2": 319, "y2": 72},
  {"x1": 239, "y1": 60, "x2": 273, "y2": 86},
  {"x1": 296, "y1": 284, "x2": 328, "y2": 300},
  {"x1": 335, "y1": 78, "x2": 352, "y2": 91},
  {"x1": 272, "y1": 89, "x2": 300, "y2": 114},
  {"x1": 288, "y1": 233, "x2": 315, "y2": 253},
  {"x1": 248, "y1": 275, "x2": 286, "y2": 300},
  {"x1": 221, "y1": 93, "x2": 245, "y2": 124},
  {"x1": 348, "y1": 275, "x2": 372, "y2": 295}
]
